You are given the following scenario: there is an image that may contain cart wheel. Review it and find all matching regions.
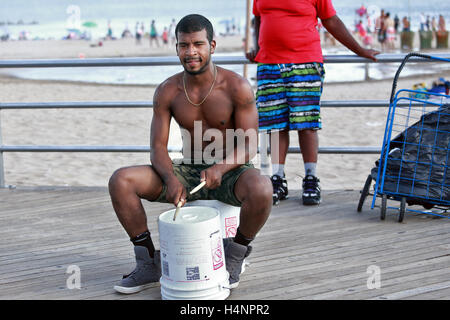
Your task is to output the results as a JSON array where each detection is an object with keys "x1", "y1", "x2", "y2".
[
  {"x1": 398, "y1": 197, "x2": 406, "y2": 223},
  {"x1": 380, "y1": 194, "x2": 387, "y2": 220},
  {"x1": 357, "y1": 175, "x2": 372, "y2": 212}
]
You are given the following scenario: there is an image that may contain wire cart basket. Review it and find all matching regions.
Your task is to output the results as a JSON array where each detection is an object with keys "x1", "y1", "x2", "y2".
[{"x1": 357, "y1": 53, "x2": 450, "y2": 222}]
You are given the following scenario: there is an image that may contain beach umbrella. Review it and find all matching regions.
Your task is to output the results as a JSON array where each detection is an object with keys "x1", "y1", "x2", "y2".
[
  {"x1": 82, "y1": 21, "x2": 97, "y2": 28},
  {"x1": 356, "y1": 5, "x2": 367, "y2": 17}
]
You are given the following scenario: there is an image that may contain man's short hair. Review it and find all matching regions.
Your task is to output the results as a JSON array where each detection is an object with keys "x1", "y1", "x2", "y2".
[{"x1": 175, "y1": 14, "x2": 214, "y2": 43}]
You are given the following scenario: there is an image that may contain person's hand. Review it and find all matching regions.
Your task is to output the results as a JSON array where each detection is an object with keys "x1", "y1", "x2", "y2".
[
  {"x1": 200, "y1": 166, "x2": 224, "y2": 190},
  {"x1": 246, "y1": 48, "x2": 259, "y2": 63},
  {"x1": 360, "y1": 48, "x2": 381, "y2": 62},
  {"x1": 165, "y1": 176, "x2": 187, "y2": 207}
]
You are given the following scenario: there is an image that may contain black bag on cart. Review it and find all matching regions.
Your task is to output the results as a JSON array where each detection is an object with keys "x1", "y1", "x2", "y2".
[{"x1": 371, "y1": 104, "x2": 450, "y2": 208}]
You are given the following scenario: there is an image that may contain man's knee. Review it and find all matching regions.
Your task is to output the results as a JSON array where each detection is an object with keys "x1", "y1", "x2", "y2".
[
  {"x1": 242, "y1": 174, "x2": 272, "y2": 205},
  {"x1": 109, "y1": 167, "x2": 134, "y2": 195}
]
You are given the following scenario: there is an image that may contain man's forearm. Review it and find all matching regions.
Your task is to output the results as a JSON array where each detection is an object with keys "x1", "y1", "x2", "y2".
[
  {"x1": 150, "y1": 149, "x2": 177, "y2": 184},
  {"x1": 254, "y1": 16, "x2": 260, "y2": 51},
  {"x1": 322, "y1": 15, "x2": 365, "y2": 56}
]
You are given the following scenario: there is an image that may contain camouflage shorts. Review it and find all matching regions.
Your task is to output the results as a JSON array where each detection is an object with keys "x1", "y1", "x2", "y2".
[{"x1": 154, "y1": 162, "x2": 254, "y2": 207}]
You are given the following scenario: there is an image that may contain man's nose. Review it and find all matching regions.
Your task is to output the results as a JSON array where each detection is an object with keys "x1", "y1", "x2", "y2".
[{"x1": 186, "y1": 44, "x2": 197, "y2": 55}]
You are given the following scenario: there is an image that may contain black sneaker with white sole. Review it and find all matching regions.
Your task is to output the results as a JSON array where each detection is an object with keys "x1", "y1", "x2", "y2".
[
  {"x1": 270, "y1": 174, "x2": 288, "y2": 205},
  {"x1": 302, "y1": 175, "x2": 321, "y2": 205}
]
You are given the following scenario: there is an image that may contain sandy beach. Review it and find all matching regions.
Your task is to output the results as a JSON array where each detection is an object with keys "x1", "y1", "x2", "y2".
[{"x1": 1, "y1": 35, "x2": 449, "y2": 191}]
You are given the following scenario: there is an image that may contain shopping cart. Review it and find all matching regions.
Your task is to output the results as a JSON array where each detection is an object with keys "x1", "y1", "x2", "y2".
[{"x1": 357, "y1": 53, "x2": 450, "y2": 222}]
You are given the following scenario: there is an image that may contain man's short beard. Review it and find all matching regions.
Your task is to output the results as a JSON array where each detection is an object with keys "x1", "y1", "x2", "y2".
[{"x1": 183, "y1": 55, "x2": 212, "y2": 75}]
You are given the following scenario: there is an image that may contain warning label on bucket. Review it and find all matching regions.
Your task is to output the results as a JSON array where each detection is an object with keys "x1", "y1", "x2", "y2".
[
  {"x1": 210, "y1": 233, "x2": 224, "y2": 270},
  {"x1": 225, "y1": 216, "x2": 237, "y2": 237}
]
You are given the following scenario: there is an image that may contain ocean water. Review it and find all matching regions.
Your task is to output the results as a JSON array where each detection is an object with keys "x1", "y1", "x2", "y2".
[
  {"x1": 1, "y1": 0, "x2": 449, "y2": 85},
  {"x1": 1, "y1": 0, "x2": 449, "y2": 39}
]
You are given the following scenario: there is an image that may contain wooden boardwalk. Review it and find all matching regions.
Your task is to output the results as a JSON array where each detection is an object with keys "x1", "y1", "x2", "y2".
[{"x1": 0, "y1": 186, "x2": 449, "y2": 300}]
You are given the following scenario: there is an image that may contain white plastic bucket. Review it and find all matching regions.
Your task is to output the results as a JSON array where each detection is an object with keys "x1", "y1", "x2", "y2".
[
  {"x1": 185, "y1": 200, "x2": 240, "y2": 238},
  {"x1": 158, "y1": 206, "x2": 230, "y2": 300}
]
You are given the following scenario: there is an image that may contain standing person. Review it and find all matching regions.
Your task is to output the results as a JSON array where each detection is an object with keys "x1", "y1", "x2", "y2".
[
  {"x1": 431, "y1": 16, "x2": 437, "y2": 32},
  {"x1": 420, "y1": 13, "x2": 426, "y2": 31},
  {"x1": 402, "y1": 16, "x2": 410, "y2": 32},
  {"x1": 169, "y1": 18, "x2": 177, "y2": 45},
  {"x1": 438, "y1": 15, "x2": 446, "y2": 33},
  {"x1": 135, "y1": 21, "x2": 142, "y2": 44},
  {"x1": 109, "y1": 14, "x2": 272, "y2": 294},
  {"x1": 394, "y1": 14, "x2": 399, "y2": 34},
  {"x1": 150, "y1": 19, "x2": 160, "y2": 47},
  {"x1": 246, "y1": 0, "x2": 379, "y2": 206},
  {"x1": 383, "y1": 12, "x2": 396, "y2": 51},
  {"x1": 162, "y1": 26, "x2": 169, "y2": 47},
  {"x1": 376, "y1": 9, "x2": 386, "y2": 51}
]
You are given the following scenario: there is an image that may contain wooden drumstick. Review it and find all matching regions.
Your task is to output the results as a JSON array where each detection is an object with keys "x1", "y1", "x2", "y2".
[
  {"x1": 190, "y1": 180, "x2": 206, "y2": 195},
  {"x1": 173, "y1": 200, "x2": 183, "y2": 221}
]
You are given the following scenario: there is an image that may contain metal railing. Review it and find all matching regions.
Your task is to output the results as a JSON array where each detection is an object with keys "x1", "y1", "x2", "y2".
[{"x1": 1, "y1": 53, "x2": 450, "y2": 187}]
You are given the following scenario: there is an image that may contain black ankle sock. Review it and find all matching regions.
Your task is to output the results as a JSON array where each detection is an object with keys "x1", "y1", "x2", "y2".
[
  {"x1": 234, "y1": 228, "x2": 254, "y2": 247},
  {"x1": 131, "y1": 230, "x2": 155, "y2": 258}
]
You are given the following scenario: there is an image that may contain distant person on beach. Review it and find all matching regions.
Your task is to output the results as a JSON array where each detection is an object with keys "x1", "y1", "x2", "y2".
[
  {"x1": 420, "y1": 12, "x2": 426, "y2": 31},
  {"x1": 402, "y1": 16, "x2": 410, "y2": 32},
  {"x1": 431, "y1": 16, "x2": 437, "y2": 32},
  {"x1": 246, "y1": 0, "x2": 379, "y2": 206},
  {"x1": 438, "y1": 15, "x2": 446, "y2": 33},
  {"x1": 169, "y1": 18, "x2": 177, "y2": 45},
  {"x1": 109, "y1": 14, "x2": 272, "y2": 294},
  {"x1": 376, "y1": 9, "x2": 386, "y2": 50},
  {"x1": 162, "y1": 27, "x2": 169, "y2": 47},
  {"x1": 394, "y1": 14, "x2": 399, "y2": 33},
  {"x1": 106, "y1": 20, "x2": 114, "y2": 40},
  {"x1": 149, "y1": 20, "x2": 159, "y2": 47},
  {"x1": 121, "y1": 22, "x2": 132, "y2": 38},
  {"x1": 383, "y1": 12, "x2": 395, "y2": 51},
  {"x1": 135, "y1": 21, "x2": 142, "y2": 44}
]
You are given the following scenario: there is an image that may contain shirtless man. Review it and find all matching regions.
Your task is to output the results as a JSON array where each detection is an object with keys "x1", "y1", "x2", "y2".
[{"x1": 109, "y1": 14, "x2": 272, "y2": 294}]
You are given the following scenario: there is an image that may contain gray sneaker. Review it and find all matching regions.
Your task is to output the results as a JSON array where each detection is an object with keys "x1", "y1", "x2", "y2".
[
  {"x1": 224, "y1": 239, "x2": 252, "y2": 289},
  {"x1": 113, "y1": 246, "x2": 161, "y2": 294}
]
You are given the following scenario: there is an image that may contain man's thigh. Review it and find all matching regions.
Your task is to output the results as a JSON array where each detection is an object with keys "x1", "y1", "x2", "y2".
[
  {"x1": 210, "y1": 163, "x2": 255, "y2": 206},
  {"x1": 153, "y1": 163, "x2": 207, "y2": 203}
]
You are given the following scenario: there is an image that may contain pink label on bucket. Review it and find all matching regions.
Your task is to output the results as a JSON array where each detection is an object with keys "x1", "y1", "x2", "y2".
[
  {"x1": 225, "y1": 216, "x2": 237, "y2": 238},
  {"x1": 211, "y1": 236, "x2": 224, "y2": 270}
]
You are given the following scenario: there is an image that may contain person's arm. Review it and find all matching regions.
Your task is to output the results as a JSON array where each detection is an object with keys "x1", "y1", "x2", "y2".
[
  {"x1": 246, "y1": 16, "x2": 260, "y2": 63},
  {"x1": 321, "y1": 15, "x2": 380, "y2": 61},
  {"x1": 200, "y1": 77, "x2": 258, "y2": 189},
  {"x1": 150, "y1": 81, "x2": 187, "y2": 205}
]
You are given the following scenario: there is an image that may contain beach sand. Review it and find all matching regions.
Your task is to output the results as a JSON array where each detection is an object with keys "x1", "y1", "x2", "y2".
[{"x1": 1, "y1": 36, "x2": 449, "y2": 191}]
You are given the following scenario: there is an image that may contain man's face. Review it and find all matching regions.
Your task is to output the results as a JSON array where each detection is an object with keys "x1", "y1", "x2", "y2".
[{"x1": 176, "y1": 29, "x2": 216, "y2": 75}]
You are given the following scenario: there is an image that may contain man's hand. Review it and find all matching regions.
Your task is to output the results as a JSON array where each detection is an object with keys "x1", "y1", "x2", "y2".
[
  {"x1": 200, "y1": 166, "x2": 224, "y2": 190},
  {"x1": 165, "y1": 176, "x2": 187, "y2": 206},
  {"x1": 359, "y1": 48, "x2": 380, "y2": 62},
  {"x1": 246, "y1": 48, "x2": 259, "y2": 63}
]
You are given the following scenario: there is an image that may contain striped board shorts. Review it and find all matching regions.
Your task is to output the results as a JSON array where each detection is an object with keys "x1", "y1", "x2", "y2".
[{"x1": 256, "y1": 62, "x2": 325, "y2": 132}]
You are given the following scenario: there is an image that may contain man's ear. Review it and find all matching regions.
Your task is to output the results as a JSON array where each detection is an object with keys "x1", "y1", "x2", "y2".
[{"x1": 210, "y1": 40, "x2": 216, "y2": 54}]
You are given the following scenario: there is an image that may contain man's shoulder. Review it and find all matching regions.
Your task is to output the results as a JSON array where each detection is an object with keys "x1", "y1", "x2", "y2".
[
  {"x1": 159, "y1": 72, "x2": 182, "y2": 89},
  {"x1": 155, "y1": 73, "x2": 182, "y2": 95},
  {"x1": 153, "y1": 72, "x2": 182, "y2": 106},
  {"x1": 219, "y1": 66, "x2": 251, "y2": 90}
]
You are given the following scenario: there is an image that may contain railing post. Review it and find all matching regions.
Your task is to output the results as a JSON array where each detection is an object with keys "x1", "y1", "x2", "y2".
[
  {"x1": 259, "y1": 131, "x2": 270, "y2": 176},
  {"x1": 364, "y1": 62, "x2": 370, "y2": 80},
  {"x1": 0, "y1": 110, "x2": 5, "y2": 188}
]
